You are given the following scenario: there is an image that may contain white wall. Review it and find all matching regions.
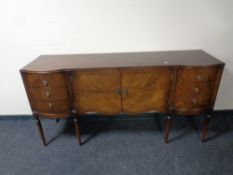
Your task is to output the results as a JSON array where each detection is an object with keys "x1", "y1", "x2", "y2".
[{"x1": 0, "y1": 0, "x2": 232, "y2": 114}]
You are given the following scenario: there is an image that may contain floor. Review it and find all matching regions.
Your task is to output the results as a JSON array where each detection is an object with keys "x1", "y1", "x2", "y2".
[{"x1": 0, "y1": 113, "x2": 233, "y2": 175}]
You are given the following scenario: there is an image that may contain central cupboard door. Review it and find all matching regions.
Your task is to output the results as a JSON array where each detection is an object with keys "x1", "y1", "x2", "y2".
[
  {"x1": 121, "y1": 68, "x2": 172, "y2": 114},
  {"x1": 71, "y1": 70, "x2": 121, "y2": 114}
]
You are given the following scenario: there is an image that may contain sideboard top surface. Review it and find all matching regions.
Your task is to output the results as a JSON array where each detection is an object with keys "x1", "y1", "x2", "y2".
[{"x1": 21, "y1": 50, "x2": 224, "y2": 72}]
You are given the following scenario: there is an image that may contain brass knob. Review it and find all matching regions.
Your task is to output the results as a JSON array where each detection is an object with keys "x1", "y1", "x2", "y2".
[
  {"x1": 194, "y1": 87, "x2": 199, "y2": 93},
  {"x1": 45, "y1": 91, "x2": 51, "y2": 98},
  {"x1": 42, "y1": 80, "x2": 48, "y2": 86},
  {"x1": 48, "y1": 102, "x2": 53, "y2": 109},
  {"x1": 196, "y1": 75, "x2": 202, "y2": 81},
  {"x1": 192, "y1": 98, "x2": 197, "y2": 104},
  {"x1": 115, "y1": 87, "x2": 121, "y2": 95}
]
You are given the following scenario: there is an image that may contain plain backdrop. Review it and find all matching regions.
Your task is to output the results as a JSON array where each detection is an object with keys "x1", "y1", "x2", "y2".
[{"x1": 0, "y1": 0, "x2": 232, "y2": 115}]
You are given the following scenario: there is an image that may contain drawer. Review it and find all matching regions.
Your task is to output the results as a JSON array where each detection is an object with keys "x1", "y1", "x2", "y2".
[
  {"x1": 174, "y1": 107, "x2": 206, "y2": 115},
  {"x1": 28, "y1": 87, "x2": 69, "y2": 100},
  {"x1": 174, "y1": 82, "x2": 214, "y2": 109},
  {"x1": 23, "y1": 72, "x2": 66, "y2": 87},
  {"x1": 175, "y1": 82, "x2": 214, "y2": 98},
  {"x1": 175, "y1": 96, "x2": 209, "y2": 108},
  {"x1": 31, "y1": 100, "x2": 70, "y2": 113},
  {"x1": 178, "y1": 67, "x2": 219, "y2": 83}
]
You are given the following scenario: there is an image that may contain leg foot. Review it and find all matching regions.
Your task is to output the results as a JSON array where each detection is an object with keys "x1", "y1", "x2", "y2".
[
  {"x1": 74, "y1": 117, "x2": 81, "y2": 145},
  {"x1": 35, "y1": 117, "x2": 46, "y2": 146},
  {"x1": 164, "y1": 116, "x2": 172, "y2": 143},
  {"x1": 201, "y1": 115, "x2": 211, "y2": 142}
]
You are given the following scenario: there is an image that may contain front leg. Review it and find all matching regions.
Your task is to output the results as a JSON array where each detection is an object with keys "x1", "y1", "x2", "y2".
[
  {"x1": 201, "y1": 115, "x2": 211, "y2": 142},
  {"x1": 34, "y1": 115, "x2": 46, "y2": 146},
  {"x1": 73, "y1": 117, "x2": 81, "y2": 145},
  {"x1": 164, "y1": 116, "x2": 172, "y2": 143}
]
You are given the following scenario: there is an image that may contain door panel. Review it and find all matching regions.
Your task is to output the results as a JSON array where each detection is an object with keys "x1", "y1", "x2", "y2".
[
  {"x1": 71, "y1": 70, "x2": 121, "y2": 114},
  {"x1": 122, "y1": 68, "x2": 172, "y2": 114}
]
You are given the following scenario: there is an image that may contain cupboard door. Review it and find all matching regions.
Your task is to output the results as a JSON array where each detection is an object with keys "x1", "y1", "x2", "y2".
[
  {"x1": 71, "y1": 70, "x2": 121, "y2": 114},
  {"x1": 122, "y1": 68, "x2": 172, "y2": 114}
]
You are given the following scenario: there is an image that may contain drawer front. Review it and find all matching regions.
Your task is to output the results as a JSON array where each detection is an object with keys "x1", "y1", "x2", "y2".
[
  {"x1": 174, "y1": 82, "x2": 214, "y2": 107},
  {"x1": 28, "y1": 87, "x2": 69, "y2": 100},
  {"x1": 178, "y1": 67, "x2": 218, "y2": 83},
  {"x1": 31, "y1": 100, "x2": 70, "y2": 113},
  {"x1": 23, "y1": 72, "x2": 66, "y2": 87}
]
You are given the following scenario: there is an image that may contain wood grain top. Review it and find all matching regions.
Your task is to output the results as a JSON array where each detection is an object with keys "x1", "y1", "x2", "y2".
[{"x1": 21, "y1": 50, "x2": 225, "y2": 72}]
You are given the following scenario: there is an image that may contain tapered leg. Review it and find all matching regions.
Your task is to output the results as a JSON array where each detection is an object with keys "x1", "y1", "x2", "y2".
[
  {"x1": 201, "y1": 115, "x2": 211, "y2": 142},
  {"x1": 74, "y1": 117, "x2": 81, "y2": 145},
  {"x1": 35, "y1": 116, "x2": 46, "y2": 146},
  {"x1": 164, "y1": 116, "x2": 172, "y2": 143}
]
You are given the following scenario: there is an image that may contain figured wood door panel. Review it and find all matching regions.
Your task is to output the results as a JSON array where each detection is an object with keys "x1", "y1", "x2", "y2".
[
  {"x1": 71, "y1": 70, "x2": 121, "y2": 114},
  {"x1": 121, "y1": 68, "x2": 172, "y2": 114}
]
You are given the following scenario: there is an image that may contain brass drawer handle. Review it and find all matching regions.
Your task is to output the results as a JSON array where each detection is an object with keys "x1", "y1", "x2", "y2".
[
  {"x1": 45, "y1": 91, "x2": 51, "y2": 98},
  {"x1": 42, "y1": 80, "x2": 48, "y2": 86},
  {"x1": 48, "y1": 102, "x2": 53, "y2": 109},
  {"x1": 196, "y1": 75, "x2": 202, "y2": 81},
  {"x1": 194, "y1": 87, "x2": 199, "y2": 93},
  {"x1": 115, "y1": 87, "x2": 121, "y2": 95},
  {"x1": 192, "y1": 98, "x2": 197, "y2": 104}
]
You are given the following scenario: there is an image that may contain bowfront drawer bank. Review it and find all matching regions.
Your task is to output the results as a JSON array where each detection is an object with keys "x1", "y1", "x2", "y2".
[{"x1": 20, "y1": 50, "x2": 225, "y2": 146}]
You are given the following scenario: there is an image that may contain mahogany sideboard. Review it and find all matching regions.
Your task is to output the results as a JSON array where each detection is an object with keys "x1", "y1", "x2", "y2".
[{"x1": 20, "y1": 50, "x2": 225, "y2": 146}]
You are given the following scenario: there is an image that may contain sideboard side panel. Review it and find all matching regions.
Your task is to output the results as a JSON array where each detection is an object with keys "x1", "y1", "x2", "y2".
[{"x1": 209, "y1": 65, "x2": 225, "y2": 110}]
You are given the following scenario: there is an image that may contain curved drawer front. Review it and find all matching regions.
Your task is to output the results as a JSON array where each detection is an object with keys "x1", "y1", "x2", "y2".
[
  {"x1": 23, "y1": 72, "x2": 66, "y2": 87},
  {"x1": 28, "y1": 87, "x2": 69, "y2": 100},
  {"x1": 31, "y1": 100, "x2": 70, "y2": 113},
  {"x1": 178, "y1": 67, "x2": 218, "y2": 83}
]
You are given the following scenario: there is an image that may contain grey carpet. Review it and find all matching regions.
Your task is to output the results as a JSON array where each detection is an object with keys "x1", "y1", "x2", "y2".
[{"x1": 0, "y1": 113, "x2": 233, "y2": 175}]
